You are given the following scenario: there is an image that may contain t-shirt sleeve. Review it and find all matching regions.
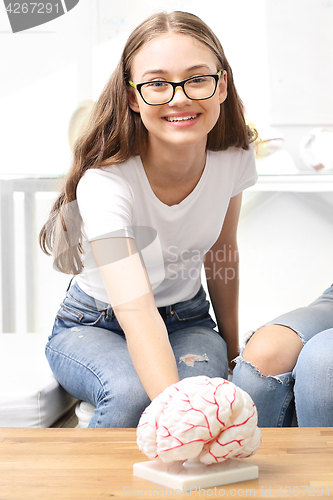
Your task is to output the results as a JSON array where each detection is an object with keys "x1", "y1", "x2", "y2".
[
  {"x1": 231, "y1": 142, "x2": 258, "y2": 197},
  {"x1": 76, "y1": 168, "x2": 134, "y2": 241}
]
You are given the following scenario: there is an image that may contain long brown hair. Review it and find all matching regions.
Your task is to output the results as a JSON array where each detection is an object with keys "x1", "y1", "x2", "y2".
[{"x1": 39, "y1": 10, "x2": 256, "y2": 275}]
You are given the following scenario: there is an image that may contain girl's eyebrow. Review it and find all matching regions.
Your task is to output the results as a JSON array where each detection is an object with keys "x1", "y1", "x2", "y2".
[
  {"x1": 141, "y1": 64, "x2": 214, "y2": 80},
  {"x1": 141, "y1": 69, "x2": 167, "y2": 79}
]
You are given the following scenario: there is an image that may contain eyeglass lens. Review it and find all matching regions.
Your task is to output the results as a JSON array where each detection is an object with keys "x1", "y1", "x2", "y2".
[{"x1": 141, "y1": 76, "x2": 217, "y2": 105}]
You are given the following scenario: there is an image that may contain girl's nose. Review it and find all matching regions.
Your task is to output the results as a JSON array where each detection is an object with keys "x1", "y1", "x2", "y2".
[{"x1": 168, "y1": 86, "x2": 192, "y2": 106}]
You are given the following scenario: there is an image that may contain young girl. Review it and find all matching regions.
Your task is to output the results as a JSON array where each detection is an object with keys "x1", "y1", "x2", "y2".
[{"x1": 40, "y1": 11, "x2": 257, "y2": 428}]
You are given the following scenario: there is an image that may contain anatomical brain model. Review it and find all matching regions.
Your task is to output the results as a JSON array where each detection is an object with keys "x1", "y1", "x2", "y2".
[{"x1": 137, "y1": 376, "x2": 261, "y2": 465}]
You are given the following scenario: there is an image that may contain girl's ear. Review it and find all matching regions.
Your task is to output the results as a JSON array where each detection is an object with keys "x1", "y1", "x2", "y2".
[
  {"x1": 128, "y1": 89, "x2": 140, "y2": 113},
  {"x1": 218, "y1": 70, "x2": 228, "y2": 105}
]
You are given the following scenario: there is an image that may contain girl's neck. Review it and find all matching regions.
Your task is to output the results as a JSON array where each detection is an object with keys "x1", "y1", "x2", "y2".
[{"x1": 141, "y1": 138, "x2": 207, "y2": 187}]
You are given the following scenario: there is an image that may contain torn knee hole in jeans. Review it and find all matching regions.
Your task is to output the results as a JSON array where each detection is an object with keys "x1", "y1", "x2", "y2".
[
  {"x1": 179, "y1": 353, "x2": 209, "y2": 367},
  {"x1": 234, "y1": 355, "x2": 292, "y2": 384},
  {"x1": 244, "y1": 324, "x2": 305, "y2": 346}
]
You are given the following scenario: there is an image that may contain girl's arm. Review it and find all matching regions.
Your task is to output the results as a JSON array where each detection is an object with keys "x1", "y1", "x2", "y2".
[
  {"x1": 91, "y1": 237, "x2": 179, "y2": 401},
  {"x1": 204, "y1": 193, "x2": 243, "y2": 371}
]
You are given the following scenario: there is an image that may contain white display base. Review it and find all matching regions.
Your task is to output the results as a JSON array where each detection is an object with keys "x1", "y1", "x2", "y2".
[{"x1": 133, "y1": 458, "x2": 259, "y2": 491}]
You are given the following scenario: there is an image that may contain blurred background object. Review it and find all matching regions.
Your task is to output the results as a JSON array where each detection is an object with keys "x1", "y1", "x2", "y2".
[{"x1": 299, "y1": 128, "x2": 333, "y2": 173}]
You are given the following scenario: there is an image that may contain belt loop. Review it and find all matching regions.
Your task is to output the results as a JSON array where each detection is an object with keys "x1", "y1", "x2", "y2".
[
  {"x1": 165, "y1": 305, "x2": 172, "y2": 319},
  {"x1": 105, "y1": 305, "x2": 114, "y2": 321}
]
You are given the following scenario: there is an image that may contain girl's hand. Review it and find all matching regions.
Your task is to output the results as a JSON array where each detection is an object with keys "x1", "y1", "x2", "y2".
[{"x1": 91, "y1": 237, "x2": 179, "y2": 400}]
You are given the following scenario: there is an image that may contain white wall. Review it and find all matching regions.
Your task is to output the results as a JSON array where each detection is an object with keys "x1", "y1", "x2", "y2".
[
  {"x1": 0, "y1": 0, "x2": 98, "y2": 176},
  {"x1": 267, "y1": 0, "x2": 333, "y2": 125}
]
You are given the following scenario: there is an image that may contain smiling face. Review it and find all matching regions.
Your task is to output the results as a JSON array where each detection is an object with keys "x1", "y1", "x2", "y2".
[{"x1": 128, "y1": 32, "x2": 227, "y2": 153}]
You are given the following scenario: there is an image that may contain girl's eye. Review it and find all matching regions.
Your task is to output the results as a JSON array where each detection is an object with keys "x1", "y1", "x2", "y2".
[
  {"x1": 146, "y1": 81, "x2": 168, "y2": 88},
  {"x1": 189, "y1": 76, "x2": 208, "y2": 85}
]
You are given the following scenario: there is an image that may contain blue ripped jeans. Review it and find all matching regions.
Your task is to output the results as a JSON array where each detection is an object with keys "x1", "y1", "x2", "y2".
[
  {"x1": 45, "y1": 281, "x2": 228, "y2": 428},
  {"x1": 232, "y1": 285, "x2": 333, "y2": 427}
]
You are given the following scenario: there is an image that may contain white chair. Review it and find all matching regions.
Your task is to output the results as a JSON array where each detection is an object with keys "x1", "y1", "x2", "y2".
[
  {"x1": 0, "y1": 333, "x2": 77, "y2": 427},
  {"x1": 75, "y1": 401, "x2": 95, "y2": 428}
]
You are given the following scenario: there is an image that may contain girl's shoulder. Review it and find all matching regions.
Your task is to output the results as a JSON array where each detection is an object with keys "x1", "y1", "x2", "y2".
[
  {"x1": 77, "y1": 157, "x2": 141, "y2": 195},
  {"x1": 80, "y1": 156, "x2": 140, "y2": 180},
  {"x1": 76, "y1": 161, "x2": 143, "y2": 215},
  {"x1": 206, "y1": 143, "x2": 257, "y2": 196}
]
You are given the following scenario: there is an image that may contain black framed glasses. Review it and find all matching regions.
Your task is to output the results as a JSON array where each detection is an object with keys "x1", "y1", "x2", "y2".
[{"x1": 129, "y1": 71, "x2": 222, "y2": 106}]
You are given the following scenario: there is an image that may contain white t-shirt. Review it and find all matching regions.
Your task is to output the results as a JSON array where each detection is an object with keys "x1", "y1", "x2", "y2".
[{"x1": 75, "y1": 145, "x2": 257, "y2": 307}]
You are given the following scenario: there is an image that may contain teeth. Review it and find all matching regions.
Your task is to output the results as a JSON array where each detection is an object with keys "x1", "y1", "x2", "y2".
[{"x1": 165, "y1": 114, "x2": 198, "y2": 122}]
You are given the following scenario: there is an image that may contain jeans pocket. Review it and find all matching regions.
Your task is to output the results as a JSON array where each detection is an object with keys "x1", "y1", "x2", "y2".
[
  {"x1": 172, "y1": 297, "x2": 211, "y2": 322},
  {"x1": 56, "y1": 301, "x2": 105, "y2": 327}
]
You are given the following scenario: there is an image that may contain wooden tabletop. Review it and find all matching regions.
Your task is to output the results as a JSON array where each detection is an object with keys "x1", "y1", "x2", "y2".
[{"x1": 0, "y1": 428, "x2": 332, "y2": 500}]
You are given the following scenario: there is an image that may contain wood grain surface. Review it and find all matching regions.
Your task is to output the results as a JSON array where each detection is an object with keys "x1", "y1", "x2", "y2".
[{"x1": 0, "y1": 428, "x2": 332, "y2": 499}]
